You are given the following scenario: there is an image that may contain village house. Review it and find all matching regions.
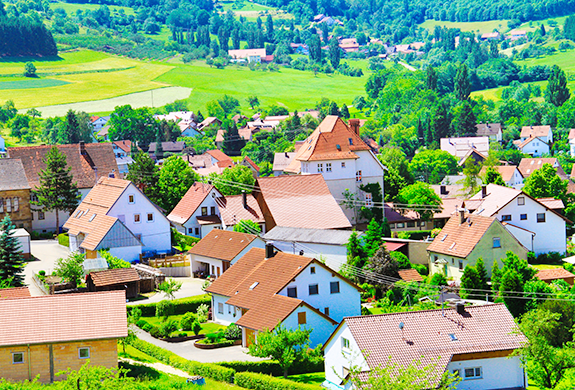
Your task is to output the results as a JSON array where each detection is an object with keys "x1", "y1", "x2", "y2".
[
  {"x1": 215, "y1": 128, "x2": 255, "y2": 149},
  {"x1": 64, "y1": 177, "x2": 171, "y2": 262},
  {"x1": 0, "y1": 159, "x2": 32, "y2": 231},
  {"x1": 148, "y1": 141, "x2": 186, "y2": 159},
  {"x1": 228, "y1": 48, "x2": 269, "y2": 63},
  {"x1": 479, "y1": 165, "x2": 524, "y2": 188},
  {"x1": 339, "y1": 38, "x2": 359, "y2": 53},
  {"x1": 508, "y1": 29, "x2": 527, "y2": 40},
  {"x1": 481, "y1": 31, "x2": 501, "y2": 40},
  {"x1": 273, "y1": 152, "x2": 296, "y2": 176},
  {"x1": 154, "y1": 111, "x2": 200, "y2": 138},
  {"x1": 188, "y1": 229, "x2": 265, "y2": 279},
  {"x1": 440, "y1": 137, "x2": 490, "y2": 164},
  {"x1": 513, "y1": 136, "x2": 549, "y2": 157},
  {"x1": 197, "y1": 117, "x2": 222, "y2": 132},
  {"x1": 0, "y1": 291, "x2": 127, "y2": 383},
  {"x1": 568, "y1": 129, "x2": 575, "y2": 157},
  {"x1": 255, "y1": 174, "x2": 352, "y2": 230},
  {"x1": 322, "y1": 304, "x2": 527, "y2": 390},
  {"x1": 282, "y1": 117, "x2": 385, "y2": 224},
  {"x1": 239, "y1": 156, "x2": 260, "y2": 178},
  {"x1": 112, "y1": 140, "x2": 137, "y2": 176},
  {"x1": 466, "y1": 184, "x2": 569, "y2": 254},
  {"x1": 8, "y1": 143, "x2": 119, "y2": 233},
  {"x1": 427, "y1": 211, "x2": 527, "y2": 280},
  {"x1": 475, "y1": 122, "x2": 502, "y2": 141},
  {"x1": 385, "y1": 197, "x2": 463, "y2": 232},
  {"x1": 518, "y1": 157, "x2": 568, "y2": 180},
  {"x1": 206, "y1": 245, "x2": 362, "y2": 347},
  {"x1": 90, "y1": 116, "x2": 109, "y2": 133}
]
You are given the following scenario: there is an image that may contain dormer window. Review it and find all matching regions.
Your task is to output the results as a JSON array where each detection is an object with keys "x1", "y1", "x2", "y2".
[{"x1": 348, "y1": 138, "x2": 353, "y2": 145}]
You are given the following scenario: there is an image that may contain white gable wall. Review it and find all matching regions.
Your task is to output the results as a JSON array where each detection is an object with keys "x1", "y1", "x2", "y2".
[
  {"x1": 446, "y1": 355, "x2": 526, "y2": 390},
  {"x1": 520, "y1": 138, "x2": 549, "y2": 157},
  {"x1": 189, "y1": 237, "x2": 265, "y2": 277},
  {"x1": 323, "y1": 323, "x2": 369, "y2": 389},
  {"x1": 281, "y1": 304, "x2": 337, "y2": 347},
  {"x1": 507, "y1": 169, "x2": 524, "y2": 189},
  {"x1": 211, "y1": 293, "x2": 241, "y2": 326},
  {"x1": 271, "y1": 240, "x2": 348, "y2": 272},
  {"x1": 180, "y1": 189, "x2": 222, "y2": 238},
  {"x1": 32, "y1": 188, "x2": 91, "y2": 232}
]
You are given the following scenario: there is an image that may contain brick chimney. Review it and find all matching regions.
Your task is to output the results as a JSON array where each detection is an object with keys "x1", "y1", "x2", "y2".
[
  {"x1": 349, "y1": 119, "x2": 360, "y2": 135},
  {"x1": 459, "y1": 209, "x2": 465, "y2": 224},
  {"x1": 242, "y1": 191, "x2": 247, "y2": 209},
  {"x1": 79, "y1": 141, "x2": 86, "y2": 155},
  {"x1": 265, "y1": 243, "x2": 275, "y2": 259},
  {"x1": 481, "y1": 185, "x2": 487, "y2": 198}
]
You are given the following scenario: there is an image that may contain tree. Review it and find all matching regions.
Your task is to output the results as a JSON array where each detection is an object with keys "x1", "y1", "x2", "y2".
[
  {"x1": 523, "y1": 163, "x2": 568, "y2": 200},
  {"x1": 154, "y1": 131, "x2": 164, "y2": 160},
  {"x1": 460, "y1": 265, "x2": 481, "y2": 299},
  {"x1": 489, "y1": 40, "x2": 499, "y2": 58},
  {"x1": 545, "y1": 65, "x2": 570, "y2": 107},
  {"x1": 0, "y1": 216, "x2": 24, "y2": 287},
  {"x1": 126, "y1": 151, "x2": 159, "y2": 200},
  {"x1": 425, "y1": 66, "x2": 437, "y2": 90},
  {"x1": 265, "y1": 14, "x2": 274, "y2": 41},
  {"x1": 455, "y1": 63, "x2": 471, "y2": 101},
  {"x1": 395, "y1": 182, "x2": 442, "y2": 221},
  {"x1": 156, "y1": 156, "x2": 198, "y2": 212},
  {"x1": 108, "y1": 105, "x2": 156, "y2": 145},
  {"x1": 247, "y1": 95, "x2": 260, "y2": 110},
  {"x1": 362, "y1": 218, "x2": 383, "y2": 259},
  {"x1": 157, "y1": 278, "x2": 182, "y2": 300},
  {"x1": 328, "y1": 37, "x2": 340, "y2": 68},
  {"x1": 500, "y1": 268, "x2": 525, "y2": 317},
  {"x1": 364, "y1": 245, "x2": 400, "y2": 294},
  {"x1": 233, "y1": 220, "x2": 261, "y2": 234},
  {"x1": 491, "y1": 260, "x2": 502, "y2": 294},
  {"x1": 347, "y1": 230, "x2": 366, "y2": 265},
  {"x1": 378, "y1": 147, "x2": 413, "y2": 201},
  {"x1": 460, "y1": 158, "x2": 481, "y2": 197},
  {"x1": 54, "y1": 253, "x2": 85, "y2": 287},
  {"x1": 409, "y1": 149, "x2": 458, "y2": 184},
  {"x1": 222, "y1": 122, "x2": 245, "y2": 156},
  {"x1": 212, "y1": 165, "x2": 255, "y2": 196},
  {"x1": 63, "y1": 109, "x2": 80, "y2": 144},
  {"x1": 308, "y1": 34, "x2": 322, "y2": 63},
  {"x1": 218, "y1": 95, "x2": 240, "y2": 117},
  {"x1": 340, "y1": 104, "x2": 350, "y2": 119},
  {"x1": 24, "y1": 62, "x2": 36, "y2": 77},
  {"x1": 248, "y1": 325, "x2": 318, "y2": 378},
  {"x1": 484, "y1": 166, "x2": 506, "y2": 186},
  {"x1": 32, "y1": 147, "x2": 80, "y2": 233},
  {"x1": 475, "y1": 257, "x2": 488, "y2": 292},
  {"x1": 452, "y1": 101, "x2": 476, "y2": 136}
]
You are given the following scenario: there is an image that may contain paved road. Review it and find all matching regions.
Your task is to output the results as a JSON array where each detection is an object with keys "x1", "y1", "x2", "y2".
[
  {"x1": 25, "y1": 240, "x2": 70, "y2": 296},
  {"x1": 135, "y1": 329, "x2": 265, "y2": 363}
]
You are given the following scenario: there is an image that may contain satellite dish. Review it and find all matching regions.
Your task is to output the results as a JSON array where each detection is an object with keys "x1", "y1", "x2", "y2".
[{"x1": 399, "y1": 322, "x2": 404, "y2": 330}]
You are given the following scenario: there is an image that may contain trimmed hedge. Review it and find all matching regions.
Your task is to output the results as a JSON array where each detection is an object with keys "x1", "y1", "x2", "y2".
[
  {"x1": 129, "y1": 338, "x2": 234, "y2": 383},
  {"x1": 128, "y1": 294, "x2": 211, "y2": 316},
  {"x1": 57, "y1": 233, "x2": 69, "y2": 247},
  {"x1": 234, "y1": 372, "x2": 321, "y2": 390},
  {"x1": 218, "y1": 360, "x2": 324, "y2": 377},
  {"x1": 396, "y1": 230, "x2": 433, "y2": 240}
]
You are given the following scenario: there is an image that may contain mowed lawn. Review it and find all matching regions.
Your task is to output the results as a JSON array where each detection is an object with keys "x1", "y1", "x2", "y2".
[
  {"x1": 419, "y1": 19, "x2": 509, "y2": 34},
  {"x1": 156, "y1": 61, "x2": 368, "y2": 112},
  {"x1": 50, "y1": 1, "x2": 135, "y2": 15},
  {"x1": 515, "y1": 48, "x2": 575, "y2": 72}
]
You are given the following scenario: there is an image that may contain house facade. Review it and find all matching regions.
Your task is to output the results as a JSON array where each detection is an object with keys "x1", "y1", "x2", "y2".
[
  {"x1": 479, "y1": 165, "x2": 524, "y2": 189},
  {"x1": 514, "y1": 136, "x2": 549, "y2": 157},
  {"x1": 0, "y1": 291, "x2": 126, "y2": 383},
  {"x1": 475, "y1": 123, "x2": 502, "y2": 142},
  {"x1": 0, "y1": 159, "x2": 33, "y2": 231}
]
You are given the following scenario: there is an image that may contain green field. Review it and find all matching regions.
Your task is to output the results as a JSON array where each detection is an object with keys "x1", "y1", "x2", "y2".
[
  {"x1": 0, "y1": 78, "x2": 70, "y2": 89},
  {"x1": 419, "y1": 19, "x2": 509, "y2": 34},
  {"x1": 50, "y1": 1, "x2": 135, "y2": 16},
  {"x1": 219, "y1": 0, "x2": 293, "y2": 21}
]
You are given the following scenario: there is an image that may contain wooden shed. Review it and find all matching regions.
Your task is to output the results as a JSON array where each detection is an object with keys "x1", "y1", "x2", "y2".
[
  {"x1": 536, "y1": 268, "x2": 575, "y2": 286},
  {"x1": 86, "y1": 268, "x2": 141, "y2": 299}
]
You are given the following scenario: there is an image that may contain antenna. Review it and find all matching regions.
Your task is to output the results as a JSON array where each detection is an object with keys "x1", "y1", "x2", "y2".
[{"x1": 399, "y1": 322, "x2": 405, "y2": 340}]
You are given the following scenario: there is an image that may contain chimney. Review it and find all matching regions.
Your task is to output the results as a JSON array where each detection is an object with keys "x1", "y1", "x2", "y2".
[
  {"x1": 242, "y1": 191, "x2": 247, "y2": 209},
  {"x1": 456, "y1": 302, "x2": 465, "y2": 315},
  {"x1": 349, "y1": 119, "x2": 360, "y2": 135},
  {"x1": 108, "y1": 169, "x2": 115, "y2": 178},
  {"x1": 440, "y1": 185, "x2": 447, "y2": 195},
  {"x1": 79, "y1": 141, "x2": 86, "y2": 155},
  {"x1": 265, "y1": 243, "x2": 275, "y2": 259},
  {"x1": 481, "y1": 185, "x2": 487, "y2": 198},
  {"x1": 459, "y1": 209, "x2": 465, "y2": 225},
  {"x1": 285, "y1": 152, "x2": 289, "y2": 158}
]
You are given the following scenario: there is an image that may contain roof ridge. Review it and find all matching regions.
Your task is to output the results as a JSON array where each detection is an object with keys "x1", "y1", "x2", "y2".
[{"x1": 345, "y1": 302, "x2": 506, "y2": 320}]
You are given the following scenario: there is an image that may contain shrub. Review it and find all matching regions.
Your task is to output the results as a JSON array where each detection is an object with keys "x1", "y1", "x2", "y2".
[
  {"x1": 129, "y1": 294, "x2": 211, "y2": 317},
  {"x1": 192, "y1": 321, "x2": 202, "y2": 336},
  {"x1": 156, "y1": 300, "x2": 173, "y2": 319},
  {"x1": 535, "y1": 252, "x2": 564, "y2": 264},
  {"x1": 119, "y1": 361, "x2": 161, "y2": 380},
  {"x1": 180, "y1": 312, "x2": 197, "y2": 331},
  {"x1": 412, "y1": 263, "x2": 429, "y2": 276},
  {"x1": 225, "y1": 323, "x2": 242, "y2": 340},
  {"x1": 390, "y1": 251, "x2": 411, "y2": 269},
  {"x1": 57, "y1": 233, "x2": 69, "y2": 247},
  {"x1": 218, "y1": 359, "x2": 324, "y2": 376},
  {"x1": 234, "y1": 372, "x2": 321, "y2": 390},
  {"x1": 160, "y1": 319, "x2": 179, "y2": 338},
  {"x1": 197, "y1": 303, "x2": 209, "y2": 323},
  {"x1": 205, "y1": 331, "x2": 225, "y2": 344},
  {"x1": 149, "y1": 326, "x2": 162, "y2": 338},
  {"x1": 564, "y1": 263, "x2": 574, "y2": 273},
  {"x1": 38, "y1": 270, "x2": 46, "y2": 276}
]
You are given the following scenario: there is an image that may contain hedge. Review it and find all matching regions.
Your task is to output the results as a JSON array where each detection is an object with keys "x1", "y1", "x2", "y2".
[
  {"x1": 396, "y1": 230, "x2": 433, "y2": 241},
  {"x1": 234, "y1": 372, "x2": 321, "y2": 390},
  {"x1": 128, "y1": 294, "x2": 211, "y2": 316},
  {"x1": 129, "y1": 338, "x2": 234, "y2": 383},
  {"x1": 218, "y1": 360, "x2": 324, "y2": 377},
  {"x1": 57, "y1": 233, "x2": 69, "y2": 247}
]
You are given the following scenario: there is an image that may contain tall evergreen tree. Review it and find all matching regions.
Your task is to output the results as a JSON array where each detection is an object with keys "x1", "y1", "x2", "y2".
[
  {"x1": 340, "y1": 104, "x2": 350, "y2": 119},
  {"x1": 489, "y1": 40, "x2": 499, "y2": 58},
  {"x1": 329, "y1": 37, "x2": 341, "y2": 69},
  {"x1": 308, "y1": 34, "x2": 322, "y2": 63},
  {"x1": 32, "y1": 147, "x2": 80, "y2": 233},
  {"x1": 266, "y1": 14, "x2": 274, "y2": 42},
  {"x1": 455, "y1": 64, "x2": 471, "y2": 101},
  {"x1": 564, "y1": 16, "x2": 575, "y2": 40},
  {"x1": 0, "y1": 216, "x2": 25, "y2": 287},
  {"x1": 475, "y1": 258, "x2": 489, "y2": 292},
  {"x1": 154, "y1": 132, "x2": 164, "y2": 160},
  {"x1": 425, "y1": 66, "x2": 437, "y2": 90},
  {"x1": 545, "y1": 65, "x2": 570, "y2": 107},
  {"x1": 461, "y1": 265, "x2": 481, "y2": 299},
  {"x1": 222, "y1": 122, "x2": 245, "y2": 156},
  {"x1": 452, "y1": 100, "x2": 477, "y2": 136}
]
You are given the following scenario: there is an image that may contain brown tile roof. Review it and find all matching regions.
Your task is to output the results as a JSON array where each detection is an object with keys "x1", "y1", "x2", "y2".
[
  {"x1": 284, "y1": 116, "x2": 369, "y2": 173},
  {"x1": 475, "y1": 123, "x2": 502, "y2": 136},
  {"x1": 0, "y1": 159, "x2": 30, "y2": 191},
  {"x1": 148, "y1": 141, "x2": 185, "y2": 154},
  {"x1": 181, "y1": 154, "x2": 211, "y2": 169},
  {"x1": 256, "y1": 174, "x2": 352, "y2": 229},
  {"x1": 518, "y1": 158, "x2": 566, "y2": 178},
  {"x1": 216, "y1": 129, "x2": 253, "y2": 143},
  {"x1": 520, "y1": 125, "x2": 551, "y2": 139},
  {"x1": 273, "y1": 152, "x2": 296, "y2": 173},
  {"x1": 398, "y1": 269, "x2": 423, "y2": 282},
  {"x1": 206, "y1": 149, "x2": 233, "y2": 163},
  {"x1": 0, "y1": 287, "x2": 30, "y2": 299},
  {"x1": 113, "y1": 140, "x2": 136, "y2": 153},
  {"x1": 479, "y1": 165, "x2": 520, "y2": 182},
  {"x1": 88, "y1": 268, "x2": 140, "y2": 287},
  {"x1": 341, "y1": 304, "x2": 525, "y2": 386},
  {"x1": 198, "y1": 117, "x2": 222, "y2": 130},
  {"x1": 0, "y1": 291, "x2": 127, "y2": 346},
  {"x1": 536, "y1": 197, "x2": 564, "y2": 210},
  {"x1": 536, "y1": 268, "x2": 575, "y2": 282},
  {"x1": 427, "y1": 213, "x2": 496, "y2": 258},
  {"x1": 167, "y1": 182, "x2": 218, "y2": 225},
  {"x1": 216, "y1": 194, "x2": 264, "y2": 226},
  {"x1": 188, "y1": 229, "x2": 259, "y2": 261},
  {"x1": 242, "y1": 156, "x2": 260, "y2": 172},
  {"x1": 196, "y1": 215, "x2": 222, "y2": 225},
  {"x1": 516, "y1": 135, "x2": 546, "y2": 149},
  {"x1": 8, "y1": 143, "x2": 119, "y2": 190}
]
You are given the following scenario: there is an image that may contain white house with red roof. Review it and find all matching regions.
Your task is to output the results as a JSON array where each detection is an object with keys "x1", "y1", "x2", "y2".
[
  {"x1": 90, "y1": 116, "x2": 109, "y2": 133},
  {"x1": 283, "y1": 116, "x2": 385, "y2": 224},
  {"x1": 206, "y1": 244, "x2": 362, "y2": 348},
  {"x1": 323, "y1": 304, "x2": 527, "y2": 390}
]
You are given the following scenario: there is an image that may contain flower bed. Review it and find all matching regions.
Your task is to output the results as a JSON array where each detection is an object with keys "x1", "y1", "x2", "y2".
[{"x1": 194, "y1": 339, "x2": 240, "y2": 349}]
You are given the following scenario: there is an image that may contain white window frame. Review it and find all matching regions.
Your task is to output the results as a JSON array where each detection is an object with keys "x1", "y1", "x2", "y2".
[
  {"x1": 342, "y1": 337, "x2": 351, "y2": 351},
  {"x1": 326, "y1": 163, "x2": 332, "y2": 172},
  {"x1": 464, "y1": 367, "x2": 482, "y2": 380},
  {"x1": 537, "y1": 213, "x2": 546, "y2": 223},
  {"x1": 128, "y1": 194, "x2": 135, "y2": 204},
  {"x1": 78, "y1": 347, "x2": 90, "y2": 359},
  {"x1": 317, "y1": 163, "x2": 323, "y2": 172},
  {"x1": 12, "y1": 352, "x2": 24, "y2": 364},
  {"x1": 365, "y1": 193, "x2": 373, "y2": 207},
  {"x1": 218, "y1": 302, "x2": 224, "y2": 314},
  {"x1": 493, "y1": 237, "x2": 501, "y2": 248},
  {"x1": 341, "y1": 162, "x2": 346, "y2": 168},
  {"x1": 6, "y1": 198, "x2": 11, "y2": 213},
  {"x1": 38, "y1": 211, "x2": 45, "y2": 220},
  {"x1": 0, "y1": 198, "x2": 3, "y2": 213},
  {"x1": 12, "y1": 197, "x2": 19, "y2": 212},
  {"x1": 356, "y1": 170, "x2": 362, "y2": 182},
  {"x1": 517, "y1": 197, "x2": 525, "y2": 206}
]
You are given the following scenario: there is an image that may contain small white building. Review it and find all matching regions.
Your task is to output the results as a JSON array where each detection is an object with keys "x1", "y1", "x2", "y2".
[
  {"x1": 440, "y1": 137, "x2": 490, "y2": 160},
  {"x1": 520, "y1": 125, "x2": 553, "y2": 144},
  {"x1": 0, "y1": 134, "x2": 5, "y2": 153},
  {"x1": 1, "y1": 228, "x2": 31, "y2": 259},
  {"x1": 475, "y1": 123, "x2": 502, "y2": 142},
  {"x1": 569, "y1": 129, "x2": 575, "y2": 157},
  {"x1": 514, "y1": 136, "x2": 549, "y2": 157},
  {"x1": 479, "y1": 165, "x2": 524, "y2": 189},
  {"x1": 64, "y1": 177, "x2": 171, "y2": 262},
  {"x1": 322, "y1": 303, "x2": 527, "y2": 390},
  {"x1": 206, "y1": 245, "x2": 362, "y2": 348},
  {"x1": 91, "y1": 116, "x2": 109, "y2": 133}
]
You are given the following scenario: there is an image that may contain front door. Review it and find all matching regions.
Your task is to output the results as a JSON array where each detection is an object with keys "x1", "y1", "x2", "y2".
[{"x1": 245, "y1": 328, "x2": 256, "y2": 347}]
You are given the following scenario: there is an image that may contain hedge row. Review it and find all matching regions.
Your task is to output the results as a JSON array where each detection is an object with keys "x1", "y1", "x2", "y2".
[
  {"x1": 129, "y1": 338, "x2": 234, "y2": 383},
  {"x1": 218, "y1": 360, "x2": 324, "y2": 377},
  {"x1": 235, "y1": 372, "x2": 321, "y2": 390},
  {"x1": 128, "y1": 294, "x2": 211, "y2": 316}
]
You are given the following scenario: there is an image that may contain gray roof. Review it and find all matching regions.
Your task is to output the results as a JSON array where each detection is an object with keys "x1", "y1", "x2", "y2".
[
  {"x1": 272, "y1": 152, "x2": 295, "y2": 171},
  {"x1": 0, "y1": 159, "x2": 30, "y2": 191},
  {"x1": 263, "y1": 226, "x2": 361, "y2": 245},
  {"x1": 83, "y1": 257, "x2": 109, "y2": 272},
  {"x1": 148, "y1": 141, "x2": 186, "y2": 153}
]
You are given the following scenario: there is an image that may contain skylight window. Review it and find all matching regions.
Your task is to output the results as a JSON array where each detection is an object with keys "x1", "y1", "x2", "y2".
[
  {"x1": 449, "y1": 334, "x2": 458, "y2": 341},
  {"x1": 89, "y1": 214, "x2": 96, "y2": 222},
  {"x1": 249, "y1": 282, "x2": 259, "y2": 290},
  {"x1": 449, "y1": 242, "x2": 456, "y2": 250},
  {"x1": 441, "y1": 234, "x2": 448, "y2": 241}
]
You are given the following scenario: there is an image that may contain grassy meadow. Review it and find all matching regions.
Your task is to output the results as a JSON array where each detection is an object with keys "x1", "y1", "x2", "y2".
[
  {"x1": 50, "y1": 1, "x2": 135, "y2": 16},
  {"x1": 219, "y1": 0, "x2": 293, "y2": 21},
  {"x1": 419, "y1": 19, "x2": 509, "y2": 34}
]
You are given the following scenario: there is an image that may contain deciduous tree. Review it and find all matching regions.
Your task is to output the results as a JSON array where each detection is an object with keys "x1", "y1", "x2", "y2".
[
  {"x1": 156, "y1": 156, "x2": 198, "y2": 212},
  {"x1": 545, "y1": 65, "x2": 570, "y2": 107},
  {"x1": 395, "y1": 182, "x2": 442, "y2": 221},
  {"x1": 126, "y1": 151, "x2": 159, "y2": 200}
]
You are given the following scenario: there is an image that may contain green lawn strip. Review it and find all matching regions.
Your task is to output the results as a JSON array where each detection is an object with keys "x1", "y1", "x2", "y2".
[
  {"x1": 287, "y1": 372, "x2": 325, "y2": 387},
  {"x1": 530, "y1": 264, "x2": 562, "y2": 270},
  {"x1": 118, "y1": 344, "x2": 160, "y2": 363},
  {"x1": 143, "y1": 315, "x2": 227, "y2": 336},
  {"x1": 0, "y1": 78, "x2": 70, "y2": 89},
  {"x1": 419, "y1": 19, "x2": 510, "y2": 34},
  {"x1": 49, "y1": 1, "x2": 135, "y2": 16}
]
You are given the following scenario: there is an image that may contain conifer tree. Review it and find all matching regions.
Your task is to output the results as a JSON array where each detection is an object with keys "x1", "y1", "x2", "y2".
[
  {"x1": 475, "y1": 257, "x2": 489, "y2": 292},
  {"x1": 0, "y1": 216, "x2": 25, "y2": 287},
  {"x1": 340, "y1": 104, "x2": 350, "y2": 119},
  {"x1": 491, "y1": 260, "x2": 502, "y2": 295},
  {"x1": 329, "y1": 37, "x2": 341, "y2": 68},
  {"x1": 425, "y1": 66, "x2": 437, "y2": 90},
  {"x1": 32, "y1": 147, "x2": 80, "y2": 233},
  {"x1": 455, "y1": 63, "x2": 471, "y2": 101},
  {"x1": 461, "y1": 265, "x2": 481, "y2": 299}
]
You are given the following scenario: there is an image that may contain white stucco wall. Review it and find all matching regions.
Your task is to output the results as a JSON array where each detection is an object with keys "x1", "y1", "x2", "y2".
[
  {"x1": 520, "y1": 139, "x2": 549, "y2": 157},
  {"x1": 109, "y1": 245, "x2": 142, "y2": 262},
  {"x1": 211, "y1": 293, "x2": 241, "y2": 326},
  {"x1": 281, "y1": 304, "x2": 337, "y2": 347},
  {"x1": 180, "y1": 189, "x2": 221, "y2": 238},
  {"x1": 447, "y1": 355, "x2": 526, "y2": 390},
  {"x1": 323, "y1": 324, "x2": 368, "y2": 390},
  {"x1": 271, "y1": 240, "x2": 348, "y2": 272},
  {"x1": 32, "y1": 188, "x2": 91, "y2": 232},
  {"x1": 190, "y1": 238, "x2": 266, "y2": 277}
]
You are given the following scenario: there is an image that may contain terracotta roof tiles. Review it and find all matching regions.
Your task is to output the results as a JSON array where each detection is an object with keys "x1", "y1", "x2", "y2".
[
  {"x1": 520, "y1": 125, "x2": 551, "y2": 139},
  {"x1": 188, "y1": 229, "x2": 259, "y2": 261},
  {"x1": 479, "y1": 165, "x2": 520, "y2": 182},
  {"x1": 216, "y1": 194, "x2": 264, "y2": 226},
  {"x1": 88, "y1": 268, "x2": 140, "y2": 287},
  {"x1": 167, "y1": 182, "x2": 219, "y2": 225},
  {"x1": 0, "y1": 287, "x2": 30, "y2": 299},
  {"x1": 536, "y1": 268, "x2": 575, "y2": 282},
  {"x1": 398, "y1": 269, "x2": 423, "y2": 282},
  {"x1": 518, "y1": 158, "x2": 566, "y2": 179},
  {"x1": 206, "y1": 149, "x2": 233, "y2": 162}
]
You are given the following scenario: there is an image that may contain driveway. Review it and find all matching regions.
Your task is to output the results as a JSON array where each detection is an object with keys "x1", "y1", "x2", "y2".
[
  {"x1": 25, "y1": 240, "x2": 70, "y2": 296},
  {"x1": 128, "y1": 277, "x2": 207, "y2": 305},
  {"x1": 135, "y1": 329, "x2": 265, "y2": 363}
]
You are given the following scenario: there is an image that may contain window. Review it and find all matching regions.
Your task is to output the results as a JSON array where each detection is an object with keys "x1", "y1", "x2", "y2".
[
  {"x1": 341, "y1": 162, "x2": 346, "y2": 168},
  {"x1": 287, "y1": 287, "x2": 298, "y2": 298},
  {"x1": 407, "y1": 221, "x2": 415, "y2": 228},
  {"x1": 147, "y1": 213, "x2": 154, "y2": 222},
  {"x1": 356, "y1": 170, "x2": 362, "y2": 182},
  {"x1": 452, "y1": 369, "x2": 461, "y2": 377},
  {"x1": 310, "y1": 267, "x2": 316, "y2": 274},
  {"x1": 397, "y1": 222, "x2": 405, "y2": 228},
  {"x1": 78, "y1": 347, "x2": 90, "y2": 359},
  {"x1": 330, "y1": 281, "x2": 340, "y2": 294},
  {"x1": 537, "y1": 213, "x2": 546, "y2": 223},
  {"x1": 520, "y1": 214, "x2": 527, "y2": 220},
  {"x1": 188, "y1": 228, "x2": 193, "y2": 234},
  {"x1": 30, "y1": 194, "x2": 38, "y2": 202},
  {"x1": 342, "y1": 338, "x2": 350, "y2": 350},
  {"x1": 448, "y1": 333, "x2": 458, "y2": 341},
  {"x1": 12, "y1": 198, "x2": 18, "y2": 212},
  {"x1": 195, "y1": 228, "x2": 200, "y2": 235},
  {"x1": 324, "y1": 307, "x2": 330, "y2": 316},
  {"x1": 298, "y1": 312, "x2": 307, "y2": 324},
  {"x1": 0, "y1": 198, "x2": 3, "y2": 213},
  {"x1": 201, "y1": 207, "x2": 207, "y2": 216},
  {"x1": 134, "y1": 214, "x2": 141, "y2": 223},
  {"x1": 210, "y1": 206, "x2": 216, "y2": 215},
  {"x1": 317, "y1": 163, "x2": 323, "y2": 172},
  {"x1": 218, "y1": 302, "x2": 224, "y2": 314},
  {"x1": 493, "y1": 237, "x2": 501, "y2": 248},
  {"x1": 459, "y1": 260, "x2": 463, "y2": 270},
  {"x1": 128, "y1": 195, "x2": 135, "y2": 204},
  {"x1": 518, "y1": 197, "x2": 525, "y2": 206},
  {"x1": 309, "y1": 284, "x2": 319, "y2": 295},
  {"x1": 501, "y1": 215, "x2": 511, "y2": 222},
  {"x1": 12, "y1": 352, "x2": 24, "y2": 364},
  {"x1": 6, "y1": 198, "x2": 11, "y2": 213},
  {"x1": 389, "y1": 223, "x2": 395, "y2": 228},
  {"x1": 38, "y1": 211, "x2": 45, "y2": 220},
  {"x1": 464, "y1": 367, "x2": 482, "y2": 379},
  {"x1": 326, "y1": 163, "x2": 332, "y2": 172},
  {"x1": 89, "y1": 214, "x2": 96, "y2": 222},
  {"x1": 348, "y1": 138, "x2": 353, "y2": 145},
  {"x1": 365, "y1": 193, "x2": 373, "y2": 207}
]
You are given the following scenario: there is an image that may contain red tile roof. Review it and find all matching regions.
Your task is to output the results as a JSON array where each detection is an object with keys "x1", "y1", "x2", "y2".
[
  {"x1": 206, "y1": 149, "x2": 233, "y2": 163},
  {"x1": 242, "y1": 156, "x2": 260, "y2": 172},
  {"x1": 167, "y1": 183, "x2": 219, "y2": 225},
  {"x1": 569, "y1": 129, "x2": 575, "y2": 140},
  {"x1": 188, "y1": 229, "x2": 259, "y2": 261},
  {"x1": 479, "y1": 165, "x2": 520, "y2": 182},
  {"x1": 88, "y1": 268, "x2": 140, "y2": 287},
  {"x1": 383, "y1": 242, "x2": 407, "y2": 252},
  {"x1": 520, "y1": 125, "x2": 551, "y2": 139},
  {"x1": 536, "y1": 197, "x2": 564, "y2": 210},
  {"x1": 8, "y1": 143, "x2": 119, "y2": 190},
  {"x1": 0, "y1": 291, "x2": 127, "y2": 346},
  {"x1": 0, "y1": 287, "x2": 30, "y2": 299},
  {"x1": 113, "y1": 140, "x2": 137, "y2": 153},
  {"x1": 398, "y1": 269, "x2": 423, "y2": 282},
  {"x1": 256, "y1": 174, "x2": 351, "y2": 229},
  {"x1": 216, "y1": 194, "x2": 264, "y2": 226},
  {"x1": 536, "y1": 268, "x2": 575, "y2": 282},
  {"x1": 518, "y1": 158, "x2": 566, "y2": 179}
]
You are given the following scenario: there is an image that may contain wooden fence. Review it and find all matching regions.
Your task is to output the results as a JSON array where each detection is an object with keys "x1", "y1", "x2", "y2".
[{"x1": 148, "y1": 254, "x2": 190, "y2": 268}]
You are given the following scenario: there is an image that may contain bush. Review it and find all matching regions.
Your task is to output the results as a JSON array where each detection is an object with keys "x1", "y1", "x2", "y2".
[
  {"x1": 197, "y1": 303, "x2": 209, "y2": 323},
  {"x1": 390, "y1": 251, "x2": 411, "y2": 269},
  {"x1": 564, "y1": 263, "x2": 574, "y2": 273},
  {"x1": 156, "y1": 300, "x2": 173, "y2": 319},
  {"x1": 192, "y1": 321, "x2": 202, "y2": 336},
  {"x1": 57, "y1": 233, "x2": 69, "y2": 247},
  {"x1": 180, "y1": 312, "x2": 197, "y2": 331},
  {"x1": 395, "y1": 230, "x2": 433, "y2": 240},
  {"x1": 535, "y1": 252, "x2": 564, "y2": 264},
  {"x1": 234, "y1": 372, "x2": 321, "y2": 390},
  {"x1": 149, "y1": 326, "x2": 162, "y2": 338},
  {"x1": 412, "y1": 263, "x2": 429, "y2": 276},
  {"x1": 119, "y1": 361, "x2": 161, "y2": 380},
  {"x1": 38, "y1": 270, "x2": 46, "y2": 276},
  {"x1": 129, "y1": 294, "x2": 211, "y2": 317},
  {"x1": 225, "y1": 323, "x2": 242, "y2": 340},
  {"x1": 205, "y1": 331, "x2": 225, "y2": 344},
  {"x1": 160, "y1": 319, "x2": 179, "y2": 338},
  {"x1": 218, "y1": 359, "x2": 324, "y2": 376}
]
